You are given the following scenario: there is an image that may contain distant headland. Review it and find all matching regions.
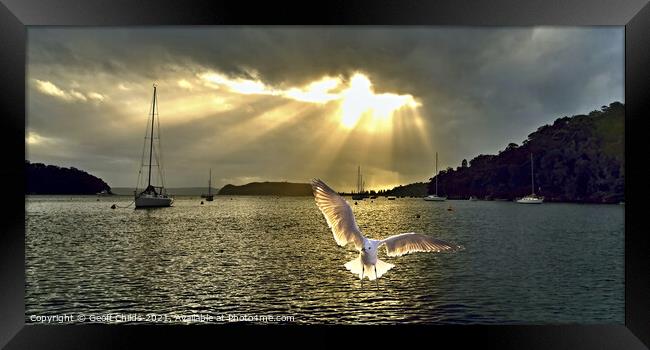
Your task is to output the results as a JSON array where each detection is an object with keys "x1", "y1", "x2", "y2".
[
  {"x1": 218, "y1": 182, "x2": 313, "y2": 196},
  {"x1": 342, "y1": 102, "x2": 624, "y2": 203},
  {"x1": 425, "y1": 101, "x2": 624, "y2": 203},
  {"x1": 25, "y1": 161, "x2": 112, "y2": 195}
]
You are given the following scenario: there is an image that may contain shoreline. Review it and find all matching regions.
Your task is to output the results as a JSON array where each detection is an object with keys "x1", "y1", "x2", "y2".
[{"x1": 24, "y1": 194, "x2": 625, "y2": 205}]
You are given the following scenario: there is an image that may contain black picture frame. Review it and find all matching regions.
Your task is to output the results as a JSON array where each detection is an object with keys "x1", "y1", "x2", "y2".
[{"x1": 1, "y1": 0, "x2": 648, "y2": 348}]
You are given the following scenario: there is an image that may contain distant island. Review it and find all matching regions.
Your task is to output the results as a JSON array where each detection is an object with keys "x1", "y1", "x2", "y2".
[
  {"x1": 26, "y1": 161, "x2": 112, "y2": 195},
  {"x1": 218, "y1": 181, "x2": 313, "y2": 196},
  {"x1": 425, "y1": 101, "x2": 624, "y2": 203}
]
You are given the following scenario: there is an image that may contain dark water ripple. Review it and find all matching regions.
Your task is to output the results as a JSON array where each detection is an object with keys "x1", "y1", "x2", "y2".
[{"x1": 25, "y1": 196, "x2": 624, "y2": 324}]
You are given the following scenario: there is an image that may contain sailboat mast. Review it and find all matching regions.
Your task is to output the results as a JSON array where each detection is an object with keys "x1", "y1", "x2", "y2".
[
  {"x1": 208, "y1": 168, "x2": 212, "y2": 195},
  {"x1": 357, "y1": 165, "x2": 361, "y2": 193},
  {"x1": 435, "y1": 152, "x2": 438, "y2": 196},
  {"x1": 147, "y1": 84, "x2": 157, "y2": 188},
  {"x1": 530, "y1": 153, "x2": 534, "y2": 195}
]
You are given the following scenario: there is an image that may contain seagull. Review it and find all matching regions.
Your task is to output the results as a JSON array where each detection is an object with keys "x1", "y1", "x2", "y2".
[{"x1": 311, "y1": 178, "x2": 462, "y2": 285}]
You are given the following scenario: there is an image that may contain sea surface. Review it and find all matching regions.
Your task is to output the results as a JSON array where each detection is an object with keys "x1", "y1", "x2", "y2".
[{"x1": 25, "y1": 196, "x2": 624, "y2": 324}]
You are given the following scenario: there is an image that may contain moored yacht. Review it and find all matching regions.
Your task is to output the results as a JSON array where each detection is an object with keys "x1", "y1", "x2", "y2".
[
  {"x1": 351, "y1": 165, "x2": 368, "y2": 200},
  {"x1": 134, "y1": 84, "x2": 173, "y2": 208},
  {"x1": 516, "y1": 153, "x2": 543, "y2": 204},
  {"x1": 202, "y1": 168, "x2": 214, "y2": 201},
  {"x1": 424, "y1": 152, "x2": 447, "y2": 201}
]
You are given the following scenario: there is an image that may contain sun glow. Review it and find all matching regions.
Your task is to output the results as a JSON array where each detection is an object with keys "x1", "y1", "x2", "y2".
[
  {"x1": 283, "y1": 77, "x2": 342, "y2": 104},
  {"x1": 30, "y1": 68, "x2": 431, "y2": 192},
  {"x1": 338, "y1": 73, "x2": 420, "y2": 131},
  {"x1": 26, "y1": 132, "x2": 42, "y2": 145},
  {"x1": 200, "y1": 72, "x2": 269, "y2": 95},
  {"x1": 26, "y1": 131, "x2": 57, "y2": 146},
  {"x1": 198, "y1": 70, "x2": 420, "y2": 133}
]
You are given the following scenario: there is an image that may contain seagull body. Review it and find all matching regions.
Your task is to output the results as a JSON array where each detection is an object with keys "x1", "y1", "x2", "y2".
[{"x1": 311, "y1": 179, "x2": 461, "y2": 282}]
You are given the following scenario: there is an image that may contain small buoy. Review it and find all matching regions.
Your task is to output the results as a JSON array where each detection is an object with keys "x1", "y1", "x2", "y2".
[
  {"x1": 416, "y1": 214, "x2": 420, "y2": 218},
  {"x1": 96, "y1": 198, "x2": 100, "y2": 201},
  {"x1": 111, "y1": 204, "x2": 116, "y2": 209},
  {"x1": 200, "y1": 201, "x2": 204, "y2": 205},
  {"x1": 354, "y1": 201, "x2": 358, "y2": 205},
  {"x1": 447, "y1": 205, "x2": 453, "y2": 211}
]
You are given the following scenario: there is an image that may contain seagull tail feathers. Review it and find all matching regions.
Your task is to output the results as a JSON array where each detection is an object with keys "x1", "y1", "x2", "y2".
[
  {"x1": 373, "y1": 259, "x2": 395, "y2": 280},
  {"x1": 344, "y1": 256, "x2": 395, "y2": 281}
]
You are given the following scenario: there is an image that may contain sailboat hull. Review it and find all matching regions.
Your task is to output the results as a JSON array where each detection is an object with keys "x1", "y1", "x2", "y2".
[
  {"x1": 135, "y1": 194, "x2": 173, "y2": 208},
  {"x1": 516, "y1": 197, "x2": 543, "y2": 204}
]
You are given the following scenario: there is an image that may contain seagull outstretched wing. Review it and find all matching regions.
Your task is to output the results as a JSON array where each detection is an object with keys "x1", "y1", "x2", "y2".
[
  {"x1": 380, "y1": 232, "x2": 460, "y2": 257},
  {"x1": 311, "y1": 179, "x2": 364, "y2": 250}
]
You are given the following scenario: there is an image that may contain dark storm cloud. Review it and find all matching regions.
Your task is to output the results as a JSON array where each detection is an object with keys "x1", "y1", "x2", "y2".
[{"x1": 27, "y1": 27, "x2": 623, "y2": 189}]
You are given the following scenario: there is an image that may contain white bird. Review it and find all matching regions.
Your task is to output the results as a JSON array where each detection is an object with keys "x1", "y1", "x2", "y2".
[{"x1": 311, "y1": 178, "x2": 462, "y2": 284}]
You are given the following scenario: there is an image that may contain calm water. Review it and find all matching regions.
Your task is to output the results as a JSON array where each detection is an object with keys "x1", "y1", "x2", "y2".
[{"x1": 25, "y1": 196, "x2": 624, "y2": 324}]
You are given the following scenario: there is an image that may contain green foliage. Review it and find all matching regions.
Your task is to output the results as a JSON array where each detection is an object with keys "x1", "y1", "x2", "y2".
[
  {"x1": 25, "y1": 160, "x2": 112, "y2": 194},
  {"x1": 217, "y1": 181, "x2": 313, "y2": 196},
  {"x1": 385, "y1": 182, "x2": 428, "y2": 197},
  {"x1": 427, "y1": 102, "x2": 624, "y2": 203}
]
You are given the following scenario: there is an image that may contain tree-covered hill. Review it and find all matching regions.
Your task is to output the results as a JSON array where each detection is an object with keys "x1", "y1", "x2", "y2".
[
  {"x1": 384, "y1": 182, "x2": 429, "y2": 197},
  {"x1": 427, "y1": 102, "x2": 624, "y2": 203},
  {"x1": 26, "y1": 161, "x2": 112, "y2": 195},
  {"x1": 217, "y1": 181, "x2": 312, "y2": 196}
]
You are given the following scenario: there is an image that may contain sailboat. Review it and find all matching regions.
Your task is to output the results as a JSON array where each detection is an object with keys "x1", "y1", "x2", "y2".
[
  {"x1": 516, "y1": 153, "x2": 543, "y2": 204},
  {"x1": 424, "y1": 152, "x2": 447, "y2": 201},
  {"x1": 134, "y1": 84, "x2": 173, "y2": 208},
  {"x1": 203, "y1": 168, "x2": 214, "y2": 201},
  {"x1": 351, "y1": 165, "x2": 367, "y2": 200}
]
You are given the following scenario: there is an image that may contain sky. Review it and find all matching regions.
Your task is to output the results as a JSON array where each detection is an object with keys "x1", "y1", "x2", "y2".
[{"x1": 26, "y1": 27, "x2": 624, "y2": 191}]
